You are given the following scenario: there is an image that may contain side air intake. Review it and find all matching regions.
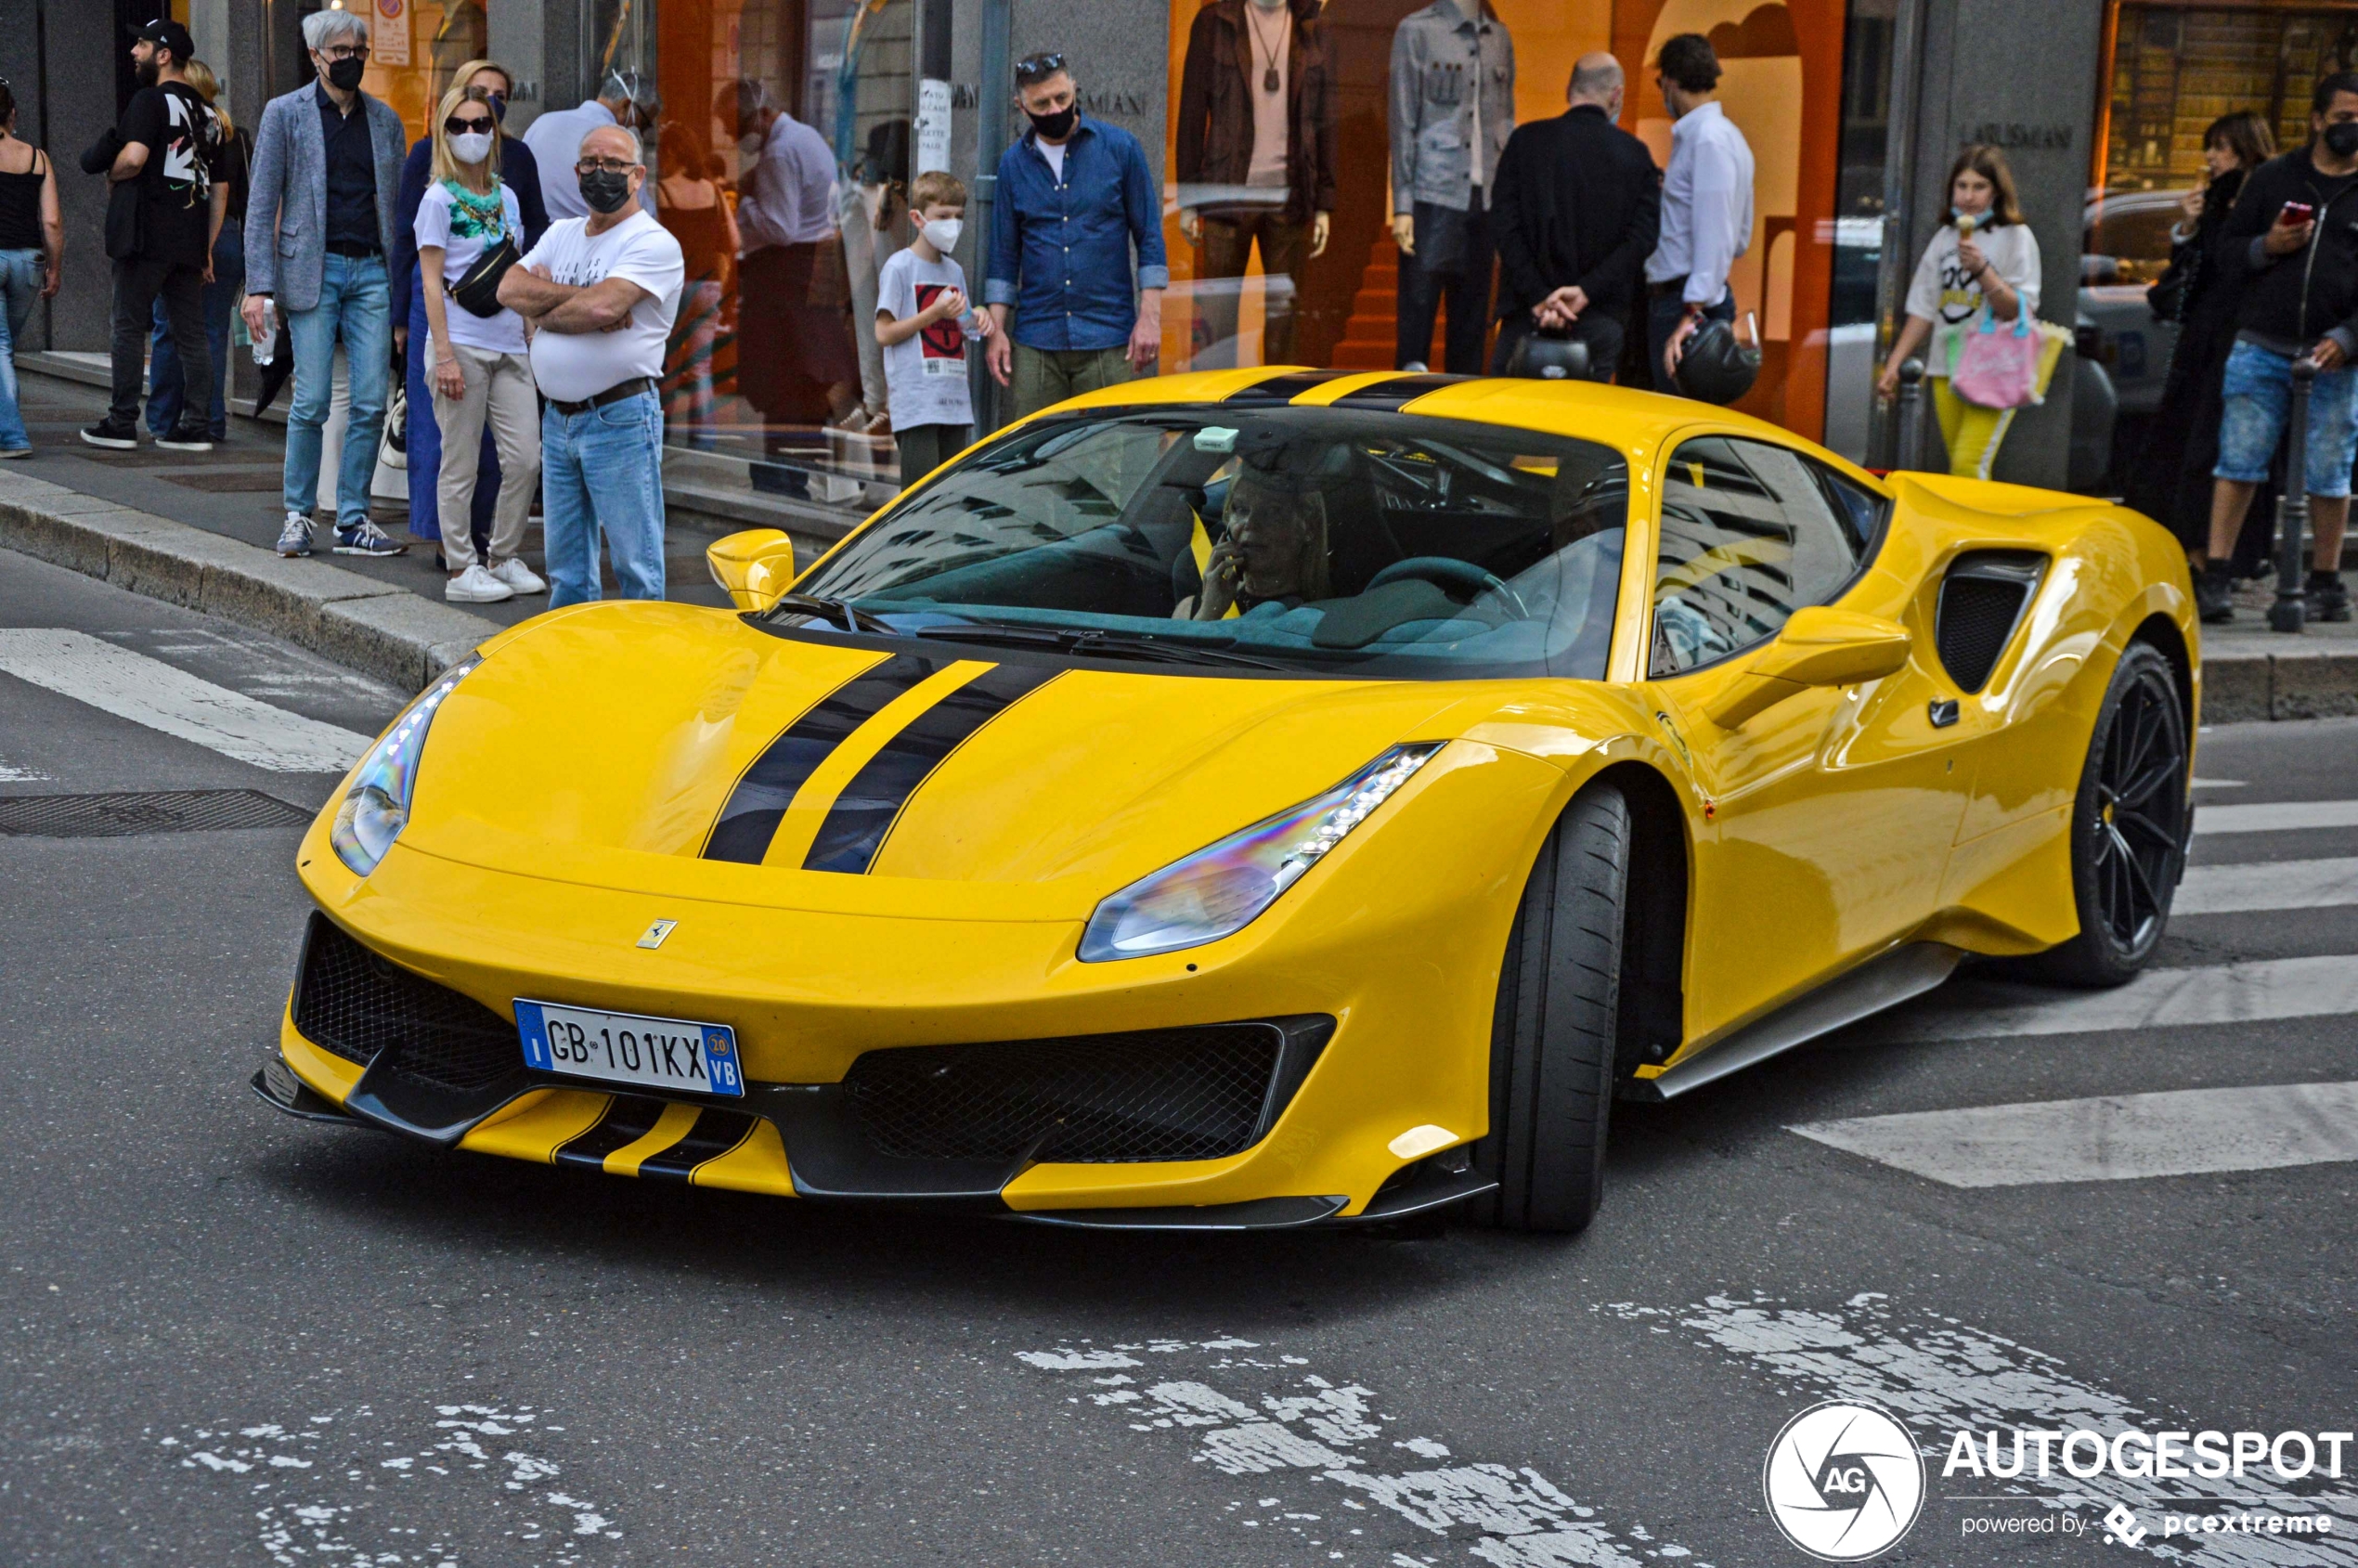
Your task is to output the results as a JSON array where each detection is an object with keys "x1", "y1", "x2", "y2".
[{"x1": 1935, "y1": 551, "x2": 2046, "y2": 693}]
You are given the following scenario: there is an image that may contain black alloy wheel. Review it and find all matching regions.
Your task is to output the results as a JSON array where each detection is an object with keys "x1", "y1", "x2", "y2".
[{"x1": 2034, "y1": 641, "x2": 2189, "y2": 988}]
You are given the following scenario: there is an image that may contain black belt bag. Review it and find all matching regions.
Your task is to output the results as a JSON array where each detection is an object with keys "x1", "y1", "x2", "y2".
[
  {"x1": 448, "y1": 233, "x2": 521, "y2": 318},
  {"x1": 549, "y1": 376, "x2": 654, "y2": 417}
]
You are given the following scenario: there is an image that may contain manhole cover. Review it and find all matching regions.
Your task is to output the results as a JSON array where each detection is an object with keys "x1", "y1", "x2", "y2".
[{"x1": 0, "y1": 788, "x2": 314, "y2": 837}]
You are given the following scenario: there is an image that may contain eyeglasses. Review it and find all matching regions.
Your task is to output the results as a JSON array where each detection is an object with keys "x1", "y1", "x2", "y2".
[
  {"x1": 1014, "y1": 52, "x2": 1068, "y2": 85},
  {"x1": 576, "y1": 157, "x2": 638, "y2": 175},
  {"x1": 318, "y1": 45, "x2": 369, "y2": 62},
  {"x1": 445, "y1": 116, "x2": 496, "y2": 135}
]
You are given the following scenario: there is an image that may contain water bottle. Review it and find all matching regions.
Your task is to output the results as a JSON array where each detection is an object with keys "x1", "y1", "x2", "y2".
[{"x1": 251, "y1": 298, "x2": 276, "y2": 367}]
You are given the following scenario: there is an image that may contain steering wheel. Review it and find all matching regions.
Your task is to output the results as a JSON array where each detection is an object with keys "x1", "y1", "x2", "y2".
[{"x1": 1366, "y1": 556, "x2": 1531, "y2": 620}]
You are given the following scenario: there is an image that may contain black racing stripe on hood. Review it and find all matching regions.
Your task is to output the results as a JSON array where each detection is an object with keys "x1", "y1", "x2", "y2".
[
  {"x1": 1330, "y1": 371, "x2": 1471, "y2": 409},
  {"x1": 1222, "y1": 369, "x2": 1347, "y2": 406},
  {"x1": 702, "y1": 654, "x2": 946, "y2": 864},
  {"x1": 635, "y1": 1107, "x2": 760, "y2": 1181},
  {"x1": 802, "y1": 664, "x2": 1064, "y2": 875},
  {"x1": 551, "y1": 1095, "x2": 668, "y2": 1169}
]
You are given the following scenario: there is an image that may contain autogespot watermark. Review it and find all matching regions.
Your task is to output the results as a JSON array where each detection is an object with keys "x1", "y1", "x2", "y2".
[{"x1": 1763, "y1": 1402, "x2": 1927, "y2": 1561}]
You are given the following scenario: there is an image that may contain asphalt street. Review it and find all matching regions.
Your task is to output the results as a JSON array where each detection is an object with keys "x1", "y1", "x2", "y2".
[{"x1": 2, "y1": 543, "x2": 2354, "y2": 1567}]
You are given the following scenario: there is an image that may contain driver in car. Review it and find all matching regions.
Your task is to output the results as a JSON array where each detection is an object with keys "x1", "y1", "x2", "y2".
[{"x1": 1178, "y1": 466, "x2": 1332, "y2": 621}]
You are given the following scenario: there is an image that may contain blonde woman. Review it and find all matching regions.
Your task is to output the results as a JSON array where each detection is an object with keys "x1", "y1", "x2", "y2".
[{"x1": 416, "y1": 82, "x2": 542, "y2": 603}]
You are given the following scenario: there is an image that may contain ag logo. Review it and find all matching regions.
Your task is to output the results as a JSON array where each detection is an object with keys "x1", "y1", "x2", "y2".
[{"x1": 1762, "y1": 1401, "x2": 1925, "y2": 1561}]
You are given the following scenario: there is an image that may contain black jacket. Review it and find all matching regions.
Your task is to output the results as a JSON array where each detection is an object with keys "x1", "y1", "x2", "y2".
[
  {"x1": 2224, "y1": 148, "x2": 2358, "y2": 356},
  {"x1": 1491, "y1": 105, "x2": 1660, "y2": 318}
]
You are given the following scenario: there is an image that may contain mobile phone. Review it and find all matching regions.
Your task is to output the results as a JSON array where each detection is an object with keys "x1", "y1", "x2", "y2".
[{"x1": 2280, "y1": 201, "x2": 2317, "y2": 226}]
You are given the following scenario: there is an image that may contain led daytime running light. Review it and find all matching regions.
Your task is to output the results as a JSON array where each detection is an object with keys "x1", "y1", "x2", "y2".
[
  {"x1": 1078, "y1": 743, "x2": 1445, "y2": 963},
  {"x1": 329, "y1": 655, "x2": 481, "y2": 875}
]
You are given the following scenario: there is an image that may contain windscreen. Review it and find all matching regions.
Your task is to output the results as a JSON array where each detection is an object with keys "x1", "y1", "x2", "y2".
[{"x1": 784, "y1": 408, "x2": 1627, "y2": 680}]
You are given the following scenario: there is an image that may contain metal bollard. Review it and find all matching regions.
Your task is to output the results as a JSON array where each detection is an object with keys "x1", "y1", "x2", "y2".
[
  {"x1": 1895, "y1": 358, "x2": 1928, "y2": 473},
  {"x1": 2269, "y1": 359, "x2": 2314, "y2": 634}
]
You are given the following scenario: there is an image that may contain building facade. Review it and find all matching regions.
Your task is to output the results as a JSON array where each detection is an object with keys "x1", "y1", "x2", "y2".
[{"x1": 1, "y1": 0, "x2": 2352, "y2": 509}]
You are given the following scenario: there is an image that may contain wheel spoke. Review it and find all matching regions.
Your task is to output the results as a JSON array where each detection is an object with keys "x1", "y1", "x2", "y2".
[
  {"x1": 2111, "y1": 824, "x2": 2159, "y2": 917},
  {"x1": 2116, "y1": 806, "x2": 2180, "y2": 850}
]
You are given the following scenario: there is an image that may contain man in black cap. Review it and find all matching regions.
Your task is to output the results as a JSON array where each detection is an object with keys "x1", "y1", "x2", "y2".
[{"x1": 84, "y1": 19, "x2": 227, "y2": 452}]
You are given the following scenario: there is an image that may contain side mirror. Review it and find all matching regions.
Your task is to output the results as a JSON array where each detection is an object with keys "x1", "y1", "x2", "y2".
[
  {"x1": 1704, "y1": 606, "x2": 1912, "y2": 729},
  {"x1": 706, "y1": 528, "x2": 797, "y2": 613}
]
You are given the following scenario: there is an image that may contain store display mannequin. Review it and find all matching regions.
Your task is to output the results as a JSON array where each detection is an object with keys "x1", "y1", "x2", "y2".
[
  {"x1": 1389, "y1": 0, "x2": 1514, "y2": 371},
  {"x1": 1173, "y1": 0, "x2": 1339, "y2": 366}
]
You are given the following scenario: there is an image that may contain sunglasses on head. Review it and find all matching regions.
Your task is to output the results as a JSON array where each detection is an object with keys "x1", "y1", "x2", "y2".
[
  {"x1": 445, "y1": 115, "x2": 495, "y2": 135},
  {"x1": 1014, "y1": 52, "x2": 1067, "y2": 85}
]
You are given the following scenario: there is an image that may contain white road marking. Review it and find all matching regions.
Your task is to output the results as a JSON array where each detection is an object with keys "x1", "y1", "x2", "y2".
[
  {"x1": 1789, "y1": 1081, "x2": 2358, "y2": 1186},
  {"x1": 1018, "y1": 1339, "x2": 1710, "y2": 1566},
  {"x1": 2176, "y1": 856, "x2": 2358, "y2": 914},
  {"x1": 1876, "y1": 955, "x2": 2358, "y2": 1043},
  {"x1": 0, "y1": 756, "x2": 48, "y2": 781},
  {"x1": 2195, "y1": 798, "x2": 2358, "y2": 835},
  {"x1": 0, "y1": 628, "x2": 371, "y2": 772},
  {"x1": 1606, "y1": 1296, "x2": 2358, "y2": 1563}
]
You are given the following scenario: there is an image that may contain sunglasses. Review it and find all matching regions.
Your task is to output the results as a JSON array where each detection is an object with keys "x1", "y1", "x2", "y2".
[
  {"x1": 318, "y1": 45, "x2": 369, "y2": 61},
  {"x1": 576, "y1": 157, "x2": 638, "y2": 175},
  {"x1": 1014, "y1": 52, "x2": 1068, "y2": 85},
  {"x1": 445, "y1": 116, "x2": 496, "y2": 135}
]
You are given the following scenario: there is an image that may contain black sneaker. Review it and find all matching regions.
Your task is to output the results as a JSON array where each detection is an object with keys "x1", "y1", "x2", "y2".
[
  {"x1": 154, "y1": 425, "x2": 214, "y2": 453},
  {"x1": 78, "y1": 419, "x2": 138, "y2": 450},
  {"x1": 2195, "y1": 565, "x2": 2235, "y2": 625},
  {"x1": 2306, "y1": 573, "x2": 2352, "y2": 623}
]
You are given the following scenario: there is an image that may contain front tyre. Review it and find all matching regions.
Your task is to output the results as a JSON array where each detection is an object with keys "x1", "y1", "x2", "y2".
[
  {"x1": 1471, "y1": 784, "x2": 1628, "y2": 1234},
  {"x1": 2033, "y1": 641, "x2": 2189, "y2": 988}
]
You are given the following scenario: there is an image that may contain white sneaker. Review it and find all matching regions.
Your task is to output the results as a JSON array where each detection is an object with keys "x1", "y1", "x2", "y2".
[
  {"x1": 446, "y1": 564, "x2": 514, "y2": 603},
  {"x1": 275, "y1": 512, "x2": 316, "y2": 557},
  {"x1": 486, "y1": 557, "x2": 546, "y2": 595}
]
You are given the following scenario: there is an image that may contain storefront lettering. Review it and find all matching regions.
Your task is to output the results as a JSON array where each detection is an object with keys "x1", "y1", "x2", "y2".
[{"x1": 1963, "y1": 122, "x2": 2076, "y2": 150}]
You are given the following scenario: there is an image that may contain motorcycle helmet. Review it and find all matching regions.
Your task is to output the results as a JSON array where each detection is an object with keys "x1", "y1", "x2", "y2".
[
  {"x1": 1672, "y1": 317, "x2": 1762, "y2": 406},
  {"x1": 1504, "y1": 330, "x2": 1595, "y2": 382}
]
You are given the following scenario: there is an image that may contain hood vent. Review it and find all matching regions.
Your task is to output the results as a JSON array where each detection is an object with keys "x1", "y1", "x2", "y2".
[{"x1": 1935, "y1": 551, "x2": 2046, "y2": 693}]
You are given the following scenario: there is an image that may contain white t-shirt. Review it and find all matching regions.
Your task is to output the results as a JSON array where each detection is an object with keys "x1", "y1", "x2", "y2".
[
  {"x1": 1039, "y1": 138, "x2": 1068, "y2": 183},
  {"x1": 415, "y1": 182, "x2": 528, "y2": 355},
  {"x1": 1905, "y1": 220, "x2": 2042, "y2": 376},
  {"x1": 519, "y1": 211, "x2": 686, "y2": 403},
  {"x1": 876, "y1": 246, "x2": 976, "y2": 430}
]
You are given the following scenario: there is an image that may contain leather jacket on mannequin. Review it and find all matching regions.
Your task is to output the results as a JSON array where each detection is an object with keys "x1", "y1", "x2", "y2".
[{"x1": 1388, "y1": 0, "x2": 1513, "y2": 371}]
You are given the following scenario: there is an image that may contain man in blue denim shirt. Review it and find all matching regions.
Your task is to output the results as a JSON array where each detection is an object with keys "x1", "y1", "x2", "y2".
[{"x1": 983, "y1": 54, "x2": 1167, "y2": 419}]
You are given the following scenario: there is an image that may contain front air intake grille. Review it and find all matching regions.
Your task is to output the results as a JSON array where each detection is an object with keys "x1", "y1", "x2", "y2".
[
  {"x1": 844, "y1": 1019, "x2": 1331, "y2": 1164},
  {"x1": 292, "y1": 914, "x2": 519, "y2": 1091},
  {"x1": 1935, "y1": 551, "x2": 2047, "y2": 693}
]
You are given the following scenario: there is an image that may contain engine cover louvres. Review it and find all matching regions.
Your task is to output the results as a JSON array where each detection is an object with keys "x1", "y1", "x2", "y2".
[{"x1": 1934, "y1": 551, "x2": 2046, "y2": 693}]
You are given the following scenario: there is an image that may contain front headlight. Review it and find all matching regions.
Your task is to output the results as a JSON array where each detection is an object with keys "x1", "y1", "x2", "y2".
[
  {"x1": 330, "y1": 655, "x2": 482, "y2": 875},
  {"x1": 1078, "y1": 743, "x2": 1445, "y2": 962}
]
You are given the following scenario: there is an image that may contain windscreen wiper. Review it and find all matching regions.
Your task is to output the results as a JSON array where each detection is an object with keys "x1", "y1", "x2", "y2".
[
  {"x1": 913, "y1": 622, "x2": 1289, "y2": 669},
  {"x1": 769, "y1": 593, "x2": 895, "y2": 634}
]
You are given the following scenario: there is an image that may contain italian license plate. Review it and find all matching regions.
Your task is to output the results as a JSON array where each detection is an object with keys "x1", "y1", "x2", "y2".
[{"x1": 514, "y1": 1001, "x2": 745, "y2": 1098}]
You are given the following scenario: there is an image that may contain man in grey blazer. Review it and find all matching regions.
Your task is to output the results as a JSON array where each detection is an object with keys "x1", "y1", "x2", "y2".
[{"x1": 241, "y1": 8, "x2": 408, "y2": 558}]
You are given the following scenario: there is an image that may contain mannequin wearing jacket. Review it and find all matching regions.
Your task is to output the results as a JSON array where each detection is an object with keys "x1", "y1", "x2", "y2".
[
  {"x1": 1174, "y1": 0, "x2": 1337, "y2": 367},
  {"x1": 1390, "y1": 0, "x2": 1513, "y2": 371}
]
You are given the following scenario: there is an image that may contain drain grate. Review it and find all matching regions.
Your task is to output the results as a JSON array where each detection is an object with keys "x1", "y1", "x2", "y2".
[{"x1": 0, "y1": 788, "x2": 314, "y2": 837}]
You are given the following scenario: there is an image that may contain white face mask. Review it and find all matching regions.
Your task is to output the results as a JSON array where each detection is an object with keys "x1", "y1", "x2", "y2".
[
  {"x1": 922, "y1": 217, "x2": 964, "y2": 253},
  {"x1": 450, "y1": 131, "x2": 495, "y2": 166}
]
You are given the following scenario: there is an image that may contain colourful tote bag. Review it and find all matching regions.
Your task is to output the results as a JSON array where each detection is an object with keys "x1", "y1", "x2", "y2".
[{"x1": 1951, "y1": 307, "x2": 2043, "y2": 409}]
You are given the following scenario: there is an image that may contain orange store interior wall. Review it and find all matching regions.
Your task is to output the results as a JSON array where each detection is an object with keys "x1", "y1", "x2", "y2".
[{"x1": 1163, "y1": 0, "x2": 1845, "y2": 442}]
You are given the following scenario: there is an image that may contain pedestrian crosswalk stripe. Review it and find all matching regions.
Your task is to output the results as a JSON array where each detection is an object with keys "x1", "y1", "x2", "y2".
[
  {"x1": 1878, "y1": 953, "x2": 2358, "y2": 1043},
  {"x1": 1790, "y1": 1081, "x2": 2358, "y2": 1186},
  {"x1": 2195, "y1": 798, "x2": 2358, "y2": 835},
  {"x1": 2175, "y1": 854, "x2": 2358, "y2": 914},
  {"x1": 0, "y1": 628, "x2": 372, "y2": 773}
]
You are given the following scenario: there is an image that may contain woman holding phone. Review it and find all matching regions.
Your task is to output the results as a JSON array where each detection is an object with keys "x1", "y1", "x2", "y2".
[
  {"x1": 1877, "y1": 145, "x2": 2043, "y2": 480},
  {"x1": 415, "y1": 82, "x2": 542, "y2": 605}
]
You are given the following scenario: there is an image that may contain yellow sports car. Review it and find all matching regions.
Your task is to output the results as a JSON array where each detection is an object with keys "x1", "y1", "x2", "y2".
[{"x1": 254, "y1": 368, "x2": 2197, "y2": 1234}]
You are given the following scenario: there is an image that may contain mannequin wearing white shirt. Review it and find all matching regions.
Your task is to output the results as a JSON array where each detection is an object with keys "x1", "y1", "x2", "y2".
[{"x1": 1642, "y1": 35, "x2": 1754, "y2": 392}]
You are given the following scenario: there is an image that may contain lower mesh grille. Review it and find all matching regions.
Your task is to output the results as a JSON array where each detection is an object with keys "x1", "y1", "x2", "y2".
[
  {"x1": 845, "y1": 1025, "x2": 1297, "y2": 1163},
  {"x1": 292, "y1": 914, "x2": 521, "y2": 1092}
]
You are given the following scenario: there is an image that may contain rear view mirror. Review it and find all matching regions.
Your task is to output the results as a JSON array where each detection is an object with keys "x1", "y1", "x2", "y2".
[
  {"x1": 706, "y1": 529, "x2": 797, "y2": 613},
  {"x1": 1705, "y1": 606, "x2": 1912, "y2": 729}
]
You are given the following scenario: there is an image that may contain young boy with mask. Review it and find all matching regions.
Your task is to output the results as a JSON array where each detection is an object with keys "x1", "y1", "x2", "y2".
[{"x1": 875, "y1": 170, "x2": 992, "y2": 488}]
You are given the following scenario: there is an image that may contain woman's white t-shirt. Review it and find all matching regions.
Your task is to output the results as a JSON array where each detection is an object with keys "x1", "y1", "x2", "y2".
[
  {"x1": 1905, "y1": 220, "x2": 2043, "y2": 376},
  {"x1": 415, "y1": 182, "x2": 529, "y2": 356},
  {"x1": 519, "y1": 210, "x2": 687, "y2": 404}
]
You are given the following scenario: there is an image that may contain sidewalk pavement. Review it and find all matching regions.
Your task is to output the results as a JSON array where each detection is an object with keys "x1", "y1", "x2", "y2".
[{"x1": 0, "y1": 362, "x2": 2353, "y2": 711}]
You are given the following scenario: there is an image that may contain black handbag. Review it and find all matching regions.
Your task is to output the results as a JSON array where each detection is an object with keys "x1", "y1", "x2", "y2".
[{"x1": 447, "y1": 233, "x2": 521, "y2": 318}]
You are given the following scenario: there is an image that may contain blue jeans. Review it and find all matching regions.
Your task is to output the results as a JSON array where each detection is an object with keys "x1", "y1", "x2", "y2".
[
  {"x1": 0, "y1": 248, "x2": 41, "y2": 451},
  {"x1": 284, "y1": 253, "x2": 391, "y2": 528},
  {"x1": 405, "y1": 279, "x2": 500, "y2": 547},
  {"x1": 148, "y1": 218, "x2": 243, "y2": 441},
  {"x1": 542, "y1": 389, "x2": 666, "y2": 608},
  {"x1": 2214, "y1": 339, "x2": 2358, "y2": 499}
]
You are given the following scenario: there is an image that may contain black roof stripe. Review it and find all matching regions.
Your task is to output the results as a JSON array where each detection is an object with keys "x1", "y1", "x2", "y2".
[
  {"x1": 1221, "y1": 369, "x2": 1348, "y2": 406},
  {"x1": 1330, "y1": 371, "x2": 1474, "y2": 409}
]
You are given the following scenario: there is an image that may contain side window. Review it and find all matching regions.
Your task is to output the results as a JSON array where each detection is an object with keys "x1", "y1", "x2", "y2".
[{"x1": 1649, "y1": 437, "x2": 1873, "y2": 678}]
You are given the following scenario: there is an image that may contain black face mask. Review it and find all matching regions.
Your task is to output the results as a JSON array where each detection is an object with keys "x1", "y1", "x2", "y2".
[
  {"x1": 487, "y1": 93, "x2": 508, "y2": 124},
  {"x1": 1026, "y1": 104, "x2": 1078, "y2": 141},
  {"x1": 326, "y1": 55, "x2": 365, "y2": 92},
  {"x1": 2327, "y1": 121, "x2": 2358, "y2": 159},
  {"x1": 579, "y1": 168, "x2": 634, "y2": 214}
]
